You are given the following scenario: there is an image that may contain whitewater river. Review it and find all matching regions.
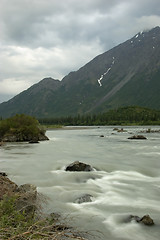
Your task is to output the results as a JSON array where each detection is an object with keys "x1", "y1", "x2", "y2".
[{"x1": 1, "y1": 126, "x2": 160, "y2": 240}]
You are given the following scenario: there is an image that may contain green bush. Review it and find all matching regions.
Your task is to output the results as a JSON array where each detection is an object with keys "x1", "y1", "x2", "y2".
[{"x1": 0, "y1": 114, "x2": 45, "y2": 141}]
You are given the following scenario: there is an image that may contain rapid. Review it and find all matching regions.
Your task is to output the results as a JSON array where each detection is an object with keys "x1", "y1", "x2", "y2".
[{"x1": 1, "y1": 126, "x2": 160, "y2": 240}]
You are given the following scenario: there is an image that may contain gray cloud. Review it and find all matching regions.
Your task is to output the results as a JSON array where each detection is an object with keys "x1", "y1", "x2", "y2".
[{"x1": 0, "y1": 0, "x2": 160, "y2": 102}]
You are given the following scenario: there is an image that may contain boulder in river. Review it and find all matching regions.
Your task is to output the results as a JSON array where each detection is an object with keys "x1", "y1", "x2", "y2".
[
  {"x1": 100, "y1": 135, "x2": 104, "y2": 137},
  {"x1": 140, "y1": 215, "x2": 154, "y2": 226},
  {"x1": 74, "y1": 194, "x2": 93, "y2": 204},
  {"x1": 128, "y1": 135, "x2": 147, "y2": 140},
  {"x1": 65, "y1": 161, "x2": 93, "y2": 172},
  {"x1": 129, "y1": 214, "x2": 154, "y2": 226}
]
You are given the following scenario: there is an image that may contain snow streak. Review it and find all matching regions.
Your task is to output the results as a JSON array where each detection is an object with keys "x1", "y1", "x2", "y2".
[{"x1": 97, "y1": 57, "x2": 115, "y2": 87}]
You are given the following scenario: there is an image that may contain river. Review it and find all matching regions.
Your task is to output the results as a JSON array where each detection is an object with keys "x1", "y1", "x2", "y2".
[{"x1": 1, "y1": 126, "x2": 160, "y2": 240}]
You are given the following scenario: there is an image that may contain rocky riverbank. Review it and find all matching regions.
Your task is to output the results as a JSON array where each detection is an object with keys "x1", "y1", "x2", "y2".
[
  {"x1": 0, "y1": 160, "x2": 156, "y2": 239},
  {"x1": 0, "y1": 173, "x2": 87, "y2": 240}
]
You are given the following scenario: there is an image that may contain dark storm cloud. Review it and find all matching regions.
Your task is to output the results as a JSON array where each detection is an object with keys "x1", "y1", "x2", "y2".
[
  {"x1": 0, "y1": 0, "x2": 160, "y2": 102},
  {"x1": 0, "y1": 0, "x2": 136, "y2": 47},
  {"x1": 1, "y1": 0, "x2": 159, "y2": 48}
]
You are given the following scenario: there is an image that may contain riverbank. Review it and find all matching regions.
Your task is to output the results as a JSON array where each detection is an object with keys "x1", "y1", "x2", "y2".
[
  {"x1": 0, "y1": 174, "x2": 87, "y2": 240},
  {"x1": 45, "y1": 125, "x2": 97, "y2": 130}
]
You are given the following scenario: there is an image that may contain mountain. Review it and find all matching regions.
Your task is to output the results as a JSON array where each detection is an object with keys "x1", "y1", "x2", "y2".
[{"x1": 0, "y1": 26, "x2": 160, "y2": 118}]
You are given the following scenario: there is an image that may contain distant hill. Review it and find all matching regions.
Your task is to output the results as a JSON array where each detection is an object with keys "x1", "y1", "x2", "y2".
[{"x1": 0, "y1": 26, "x2": 160, "y2": 118}]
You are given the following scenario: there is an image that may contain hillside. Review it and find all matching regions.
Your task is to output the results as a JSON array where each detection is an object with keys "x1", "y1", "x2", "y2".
[{"x1": 0, "y1": 27, "x2": 160, "y2": 118}]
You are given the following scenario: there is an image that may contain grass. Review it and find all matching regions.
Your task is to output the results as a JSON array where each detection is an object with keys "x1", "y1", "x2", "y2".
[{"x1": 0, "y1": 195, "x2": 89, "y2": 240}]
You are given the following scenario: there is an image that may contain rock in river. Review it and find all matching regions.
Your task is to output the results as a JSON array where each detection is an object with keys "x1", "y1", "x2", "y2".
[
  {"x1": 128, "y1": 135, "x2": 147, "y2": 140},
  {"x1": 129, "y1": 214, "x2": 154, "y2": 226},
  {"x1": 74, "y1": 194, "x2": 93, "y2": 204},
  {"x1": 65, "y1": 161, "x2": 93, "y2": 172}
]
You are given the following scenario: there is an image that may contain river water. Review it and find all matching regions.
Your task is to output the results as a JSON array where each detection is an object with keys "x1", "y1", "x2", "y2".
[{"x1": 1, "y1": 126, "x2": 160, "y2": 240}]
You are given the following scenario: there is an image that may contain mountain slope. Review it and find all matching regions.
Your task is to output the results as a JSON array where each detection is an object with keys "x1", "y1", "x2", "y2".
[
  {"x1": 0, "y1": 78, "x2": 61, "y2": 117},
  {"x1": 0, "y1": 27, "x2": 160, "y2": 118}
]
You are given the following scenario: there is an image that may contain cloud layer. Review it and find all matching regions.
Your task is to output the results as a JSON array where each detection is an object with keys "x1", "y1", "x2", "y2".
[{"x1": 0, "y1": 0, "x2": 160, "y2": 102}]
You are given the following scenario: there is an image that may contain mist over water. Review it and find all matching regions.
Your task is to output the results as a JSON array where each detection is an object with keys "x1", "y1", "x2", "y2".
[{"x1": 1, "y1": 126, "x2": 160, "y2": 240}]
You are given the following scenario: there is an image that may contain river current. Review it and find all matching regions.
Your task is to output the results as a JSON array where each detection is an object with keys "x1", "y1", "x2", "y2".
[{"x1": 1, "y1": 126, "x2": 160, "y2": 240}]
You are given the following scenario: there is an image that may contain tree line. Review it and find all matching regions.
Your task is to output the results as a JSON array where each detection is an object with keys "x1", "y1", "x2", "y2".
[{"x1": 38, "y1": 106, "x2": 160, "y2": 126}]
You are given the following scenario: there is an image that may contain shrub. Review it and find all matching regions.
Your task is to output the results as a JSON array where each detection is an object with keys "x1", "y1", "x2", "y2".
[{"x1": 0, "y1": 114, "x2": 46, "y2": 141}]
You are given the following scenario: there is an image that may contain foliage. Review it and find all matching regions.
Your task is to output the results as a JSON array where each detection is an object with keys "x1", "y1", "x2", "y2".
[
  {"x1": 39, "y1": 106, "x2": 160, "y2": 126},
  {"x1": 0, "y1": 114, "x2": 45, "y2": 141},
  {"x1": 0, "y1": 196, "x2": 88, "y2": 240},
  {"x1": 0, "y1": 196, "x2": 34, "y2": 239}
]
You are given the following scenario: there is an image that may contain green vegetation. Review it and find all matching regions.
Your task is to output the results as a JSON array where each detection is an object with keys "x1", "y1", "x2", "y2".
[
  {"x1": 0, "y1": 196, "x2": 86, "y2": 239},
  {"x1": 39, "y1": 106, "x2": 160, "y2": 126},
  {"x1": 0, "y1": 196, "x2": 34, "y2": 239},
  {"x1": 0, "y1": 114, "x2": 47, "y2": 142}
]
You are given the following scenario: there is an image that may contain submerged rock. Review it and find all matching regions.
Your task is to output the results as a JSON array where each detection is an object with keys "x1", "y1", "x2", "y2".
[
  {"x1": 117, "y1": 128, "x2": 127, "y2": 132},
  {"x1": 65, "y1": 161, "x2": 93, "y2": 172},
  {"x1": 113, "y1": 128, "x2": 119, "y2": 131},
  {"x1": 100, "y1": 135, "x2": 104, "y2": 137},
  {"x1": 113, "y1": 128, "x2": 127, "y2": 132},
  {"x1": 74, "y1": 194, "x2": 93, "y2": 204},
  {"x1": 129, "y1": 214, "x2": 154, "y2": 226},
  {"x1": 128, "y1": 135, "x2": 147, "y2": 140},
  {"x1": 140, "y1": 128, "x2": 160, "y2": 133},
  {"x1": 129, "y1": 215, "x2": 141, "y2": 223}
]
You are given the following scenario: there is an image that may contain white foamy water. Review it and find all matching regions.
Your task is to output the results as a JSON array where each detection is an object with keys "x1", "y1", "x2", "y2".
[{"x1": 1, "y1": 126, "x2": 160, "y2": 240}]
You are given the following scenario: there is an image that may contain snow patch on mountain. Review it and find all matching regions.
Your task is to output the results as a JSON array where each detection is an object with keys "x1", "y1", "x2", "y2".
[{"x1": 97, "y1": 57, "x2": 115, "y2": 87}]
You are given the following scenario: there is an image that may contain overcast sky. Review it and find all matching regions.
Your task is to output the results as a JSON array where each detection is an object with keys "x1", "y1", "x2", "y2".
[{"x1": 0, "y1": 0, "x2": 160, "y2": 103}]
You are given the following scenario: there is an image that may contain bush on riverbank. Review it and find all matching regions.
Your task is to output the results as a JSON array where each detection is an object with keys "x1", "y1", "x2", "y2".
[{"x1": 0, "y1": 114, "x2": 48, "y2": 142}]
